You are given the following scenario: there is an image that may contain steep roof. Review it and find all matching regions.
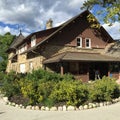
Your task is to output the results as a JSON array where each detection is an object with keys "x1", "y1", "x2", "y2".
[
  {"x1": 22, "y1": 10, "x2": 114, "y2": 54},
  {"x1": 9, "y1": 33, "x2": 25, "y2": 50},
  {"x1": 19, "y1": 26, "x2": 60, "y2": 47},
  {"x1": 9, "y1": 10, "x2": 114, "y2": 54},
  {"x1": 21, "y1": 10, "x2": 90, "y2": 53}
]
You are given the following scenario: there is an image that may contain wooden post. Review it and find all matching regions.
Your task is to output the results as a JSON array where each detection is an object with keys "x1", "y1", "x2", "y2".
[
  {"x1": 87, "y1": 63, "x2": 89, "y2": 82},
  {"x1": 108, "y1": 62, "x2": 111, "y2": 77},
  {"x1": 60, "y1": 62, "x2": 64, "y2": 75},
  {"x1": 43, "y1": 64, "x2": 46, "y2": 70}
]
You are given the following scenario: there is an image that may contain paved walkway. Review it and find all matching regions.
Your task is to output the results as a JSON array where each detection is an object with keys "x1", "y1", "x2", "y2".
[{"x1": 0, "y1": 98, "x2": 120, "y2": 120}]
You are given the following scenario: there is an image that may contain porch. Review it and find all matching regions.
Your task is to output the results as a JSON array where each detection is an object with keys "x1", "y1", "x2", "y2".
[{"x1": 43, "y1": 52, "x2": 120, "y2": 82}]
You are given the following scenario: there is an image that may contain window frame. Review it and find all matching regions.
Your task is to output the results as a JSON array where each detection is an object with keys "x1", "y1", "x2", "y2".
[
  {"x1": 76, "y1": 37, "x2": 82, "y2": 48},
  {"x1": 29, "y1": 61, "x2": 33, "y2": 72},
  {"x1": 31, "y1": 35, "x2": 36, "y2": 47},
  {"x1": 18, "y1": 43, "x2": 27, "y2": 54},
  {"x1": 85, "y1": 38, "x2": 91, "y2": 48}
]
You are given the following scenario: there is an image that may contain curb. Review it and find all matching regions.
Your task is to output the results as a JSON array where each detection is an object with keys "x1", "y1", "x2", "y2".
[{"x1": 2, "y1": 97, "x2": 120, "y2": 111}]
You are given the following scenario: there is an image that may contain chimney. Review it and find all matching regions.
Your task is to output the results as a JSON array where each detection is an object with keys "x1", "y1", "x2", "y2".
[{"x1": 46, "y1": 19, "x2": 53, "y2": 29}]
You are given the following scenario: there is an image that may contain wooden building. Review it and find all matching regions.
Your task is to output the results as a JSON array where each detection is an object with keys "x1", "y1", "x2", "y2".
[{"x1": 6, "y1": 10, "x2": 120, "y2": 82}]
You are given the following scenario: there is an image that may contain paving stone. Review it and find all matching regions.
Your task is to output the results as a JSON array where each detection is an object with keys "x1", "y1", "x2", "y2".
[
  {"x1": 67, "y1": 106, "x2": 75, "y2": 111},
  {"x1": 50, "y1": 107, "x2": 57, "y2": 111}
]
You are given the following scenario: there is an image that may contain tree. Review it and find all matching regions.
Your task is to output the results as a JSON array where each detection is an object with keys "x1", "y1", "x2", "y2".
[
  {"x1": 0, "y1": 32, "x2": 15, "y2": 72},
  {"x1": 82, "y1": 0, "x2": 120, "y2": 25}
]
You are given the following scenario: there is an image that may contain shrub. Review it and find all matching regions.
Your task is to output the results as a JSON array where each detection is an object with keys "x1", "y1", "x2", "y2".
[
  {"x1": 49, "y1": 80, "x2": 89, "y2": 106},
  {"x1": 25, "y1": 69, "x2": 74, "y2": 82},
  {"x1": 1, "y1": 71, "x2": 22, "y2": 98},
  {"x1": 20, "y1": 77, "x2": 55, "y2": 106},
  {"x1": 20, "y1": 78, "x2": 39, "y2": 105},
  {"x1": 37, "y1": 81, "x2": 55, "y2": 107},
  {"x1": 2, "y1": 69, "x2": 120, "y2": 107},
  {"x1": 89, "y1": 76, "x2": 120, "y2": 102}
]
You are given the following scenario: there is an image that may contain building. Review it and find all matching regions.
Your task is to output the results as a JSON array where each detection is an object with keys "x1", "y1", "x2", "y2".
[{"x1": 6, "y1": 10, "x2": 120, "y2": 82}]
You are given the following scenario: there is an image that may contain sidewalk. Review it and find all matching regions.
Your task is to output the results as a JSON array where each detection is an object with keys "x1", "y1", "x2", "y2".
[{"x1": 0, "y1": 98, "x2": 120, "y2": 120}]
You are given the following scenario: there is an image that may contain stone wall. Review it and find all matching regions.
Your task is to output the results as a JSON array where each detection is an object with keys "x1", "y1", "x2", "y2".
[
  {"x1": 6, "y1": 52, "x2": 15, "y2": 72},
  {"x1": 7, "y1": 44, "x2": 106, "y2": 74},
  {"x1": 7, "y1": 52, "x2": 44, "y2": 73}
]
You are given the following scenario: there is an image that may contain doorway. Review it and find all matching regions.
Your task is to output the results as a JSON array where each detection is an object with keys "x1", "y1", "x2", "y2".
[{"x1": 89, "y1": 62, "x2": 108, "y2": 80}]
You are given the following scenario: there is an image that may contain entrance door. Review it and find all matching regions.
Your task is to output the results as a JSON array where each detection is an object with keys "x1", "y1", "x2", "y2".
[
  {"x1": 89, "y1": 62, "x2": 108, "y2": 80},
  {"x1": 20, "y1": 63, "x2": 26, "y2": 73}
]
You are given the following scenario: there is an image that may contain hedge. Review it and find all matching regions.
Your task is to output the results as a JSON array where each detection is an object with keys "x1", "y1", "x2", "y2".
[{"x1": 1, "y1": 69, "x2": 120, "y2": 107}]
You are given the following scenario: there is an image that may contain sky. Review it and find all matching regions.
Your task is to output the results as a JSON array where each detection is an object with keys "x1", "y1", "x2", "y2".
[{"x1": 0, "y1": 0, "x2": 119, "y2": 39}]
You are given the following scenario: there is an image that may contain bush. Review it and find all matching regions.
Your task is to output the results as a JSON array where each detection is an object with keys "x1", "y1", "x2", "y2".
[
  {"x1": 0, "y1": 72, "x2": 6, "y2": 86},
  {"x1": 89, "y1": 76, "x2": 120, "y2": 102},
  {"x1": 2, "y1": 69, "x2": 120, "y2": 107},
  {"x1": 25, "y1": 69, "x2": 74, "y2": 82},
  {"x1": 20, "y1": 78, "x2": 39, "y2": 105},
  {"x1": 37, "y1": 81, "x2": 55, "y2": 107},
  {"x1": 49, "y1": 80, "x2": 89, "y2": 106},
  {"x1": 1, "y1": 71, "x2": 22, "y2": 98},
  {"x1": 20, "y1": 78, "x2": 55, "y2": 106}
]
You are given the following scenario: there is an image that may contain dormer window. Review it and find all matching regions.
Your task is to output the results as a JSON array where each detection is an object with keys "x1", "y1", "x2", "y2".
[
  {"x1": 77, "y1": 37, "x2": 82, "y2": 48},
  {"x1": 85, "y1": 38, "x2": 91, "y2": 48},
  {"x1": 18, "y1": 43, "x2": 27, "y2": 54},
  {"x1": 31, "y1": 35, "x2": 36, "y2": 47}
]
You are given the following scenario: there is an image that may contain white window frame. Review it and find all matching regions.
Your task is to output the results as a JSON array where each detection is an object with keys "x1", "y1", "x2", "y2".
[
  {"x1": 85, "y1": 38, "x2": 91, "y2": 48},
  {"x1": 18, "y1": 43, "x2": 27, "y2": 54},
  {"x1": 77, "y1": 37, "x2": 82, "y2": 48},
  {"x1": 31, "y1": 35, "x2": 36, "y2": 47},
  {"x1": 29, "y1": 61, "x2": 33, "y2": 72}
]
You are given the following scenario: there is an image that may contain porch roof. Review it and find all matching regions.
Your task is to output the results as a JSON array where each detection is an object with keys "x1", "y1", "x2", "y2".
[{"x1": 43, "y1": 52, "x2": 120, "y2": 64}]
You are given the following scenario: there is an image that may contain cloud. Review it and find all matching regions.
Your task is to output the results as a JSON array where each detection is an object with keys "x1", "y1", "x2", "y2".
[
  {"x1": 103, "y1": 22, "x2": 120, "y2": 39},
  {"x1": 0, "y1": 25, "x2": 29, "y2": 36},
  {"x1": 0, "y1": 0, "x2": 85, "y2": 32},
  {"x1": 0, "y1": 0, "x2": 119, "y2": 39}
]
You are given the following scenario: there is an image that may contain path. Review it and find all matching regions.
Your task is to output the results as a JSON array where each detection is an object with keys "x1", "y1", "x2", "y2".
[{"x1": 0, "y1": 98, "x2": 120, "y2": 120}]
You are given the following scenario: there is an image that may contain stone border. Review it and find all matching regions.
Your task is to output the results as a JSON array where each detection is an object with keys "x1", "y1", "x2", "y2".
[{"x1": 2, "y1": 97, "x2": 120, "y2": 111}]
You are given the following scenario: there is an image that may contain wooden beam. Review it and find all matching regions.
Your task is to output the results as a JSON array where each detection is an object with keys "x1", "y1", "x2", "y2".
[{"x1": 60, "y1": 63, "x2": 64, "y2": 75}]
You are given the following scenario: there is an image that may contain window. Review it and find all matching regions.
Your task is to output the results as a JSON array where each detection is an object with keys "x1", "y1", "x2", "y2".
[
  {"x1": 85, "y1": 38, "x2": 91, "y2": 48},
  {"x1": 18, "y1": 43, "x2": 27, "y2": 54},
  {"x1": 29, "y1": 62, "x2": 33, "y2": 72},
  {"x1": 20, "y1": 63, "x2": 26, "y2": 73},
  {"x1": 77, "y1": 37, "x2": 82, "y2": 47},
  {"x1": 31, "y1": 35, "x2": 36, "y2": 47}
]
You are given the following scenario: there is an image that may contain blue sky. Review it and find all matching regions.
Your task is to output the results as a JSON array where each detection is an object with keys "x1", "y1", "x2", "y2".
[{"x1": 0, "y1": 0, "x2": 120, "y2": 39}]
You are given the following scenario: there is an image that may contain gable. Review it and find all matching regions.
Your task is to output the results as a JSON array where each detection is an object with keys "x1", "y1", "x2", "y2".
[
  {"x1": 7, "y1": 33, "x2": 24, "y2": 52},
  {"x1": 42, "y1": 11, "x2": 114, "y2": 49},
  {"x1": 16, "y1": 10, "x2": 114, "y2": 54}
]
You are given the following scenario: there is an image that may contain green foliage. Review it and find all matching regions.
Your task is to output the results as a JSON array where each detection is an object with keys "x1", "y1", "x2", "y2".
[
  {"x1": 49, "y1": 80, "x2": 88, "y2": 106},
  {"x1": 20, "y1": 78, "x2": 39, "y2": 105},
  {"x1": 26, "y1": 69, "x2": 74, "y2": 82},
  {"x1": 82, "y1": 0, "x2": 120, "y2": 25},
  {"x1": 1, "y1": 69, "x2": 120, "y2": 107},
  {"x1": 19, "y1": 69, "x2": 74, "y2": 106},
  {"x1": 37, "y1": 81, "x2": 55, "y2": 107},
  {"x1": 89, "y1": 76, "x2": 120, "y2": 102},
  {"x1": 1, "y1": 71, "x2": 23, "y2": 98},
  {"x1": 20, "y1": 78, "x2": 55, "y2": 106},
  {"x1": 0, "y1": 32, "x2": 15, "y2": 72}
]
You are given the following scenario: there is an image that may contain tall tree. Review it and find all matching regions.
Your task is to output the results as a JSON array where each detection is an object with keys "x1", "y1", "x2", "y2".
[
  {"x1": 82, "y1": 0, "x2": 120, "y2": 25},
  {"x1": 0, "y1": 32, "x2": 15, "y2": 72}
]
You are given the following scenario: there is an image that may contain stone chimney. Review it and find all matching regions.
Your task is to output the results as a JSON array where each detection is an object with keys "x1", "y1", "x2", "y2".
[{"x1": 46, "y1": 19, "x2": 53, "y2": 29}]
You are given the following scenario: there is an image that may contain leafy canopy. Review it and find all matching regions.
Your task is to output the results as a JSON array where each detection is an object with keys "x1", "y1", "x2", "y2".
[
  {"x1": 82, "y1": 0, "x2": 120, "y2": 25},
  {"x1": 0, "y1": 32, "x2": 15, "y2": 72}
]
